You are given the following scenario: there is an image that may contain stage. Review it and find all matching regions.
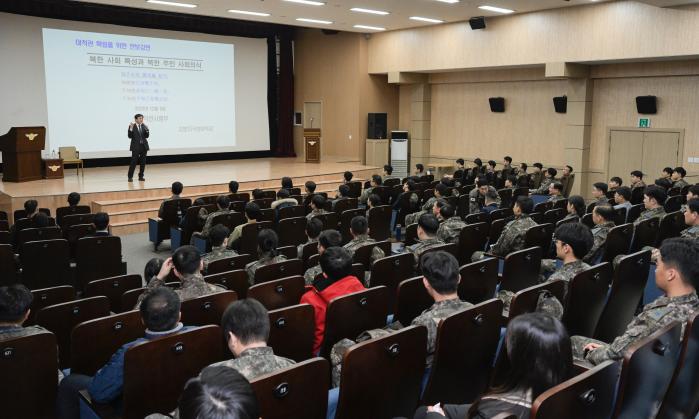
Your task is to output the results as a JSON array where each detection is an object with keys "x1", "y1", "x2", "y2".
[{"x1": 0, "y1": 157, "x2": 379, "y2": 234}]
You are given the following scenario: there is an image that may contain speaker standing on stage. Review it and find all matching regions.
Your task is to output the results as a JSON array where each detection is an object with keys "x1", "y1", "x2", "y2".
[{"x1": 127, "y1": 113, "x2": 149, "y2": 182}]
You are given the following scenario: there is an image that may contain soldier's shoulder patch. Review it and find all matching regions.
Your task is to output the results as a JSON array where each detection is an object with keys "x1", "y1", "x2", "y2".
[
  {"x1": 470, "y1": 197, "x2": 476, "y2": 202},
  {"x1": 647, "y1": 306, "x2": 673, "y2": 322}
]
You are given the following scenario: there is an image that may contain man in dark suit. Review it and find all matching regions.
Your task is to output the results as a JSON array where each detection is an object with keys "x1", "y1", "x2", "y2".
[
  {"x1": 91, "y1": 212, "x2": 111, "y2": 237},
  {"x1": 127, "y1": 113, "x2": 149, "y2": 182}
]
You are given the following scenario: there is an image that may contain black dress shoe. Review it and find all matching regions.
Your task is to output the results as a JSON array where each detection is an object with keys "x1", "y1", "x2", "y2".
[
  {"x1": 138, "y1": 177, "x2": 145, "y2": 181},
  {"x1": 128, "y1": 178, "x2": 133, "y2": 182}
]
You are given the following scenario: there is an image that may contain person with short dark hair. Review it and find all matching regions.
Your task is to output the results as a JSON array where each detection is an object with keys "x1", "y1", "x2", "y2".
[
  {"x1": 405, "y1": 183, "x2": 449, "y2": 225},
  {"x1": 608, "y1": 176, "x2": 623, "y2": 192},
  {"x1": 298, "y1": 217, "x2": 323, "y2": 258},
  {"x1": 251, "y1": 188, "x2": 264, "y2": 200},
  {"x1": 245, "y1": 229, "x2": 287, "y2": 285},
  {"x1": 359, "y1": 174, "x2": 383, "y2": 205},
  {"x1": 227, "y1": 202, "x2": 261, "y2": 246},
  {"x1": 383, "y1": 164, "x2": 397, "y2": 180},
  {"x1": 228, "y1": 180, "x2": 239, "y2": 194},
  {"x1": 541, "y1": 223, "x2": 593, "y2": 296},
  {"x1": 0, "y1": 284, "x2": 46, "y2": 342},
  {"x1": 613, "y1": 186, "x2": 633, "y2": 215},
  {"x1": 547, "y1": 182, "x2": 565, "y2": 203},
  {"x1": 468, "y1": 176, "x2": 490, "y2": 215},
  {"x1": 143, "y1": 258, "x2": 164, "y2": 285},
  {"x1": 202, "y1": 224, "x2": 239, "y2": 272},
  {"x1": 92, "y1": 212, "x2": 111, "y2": 236},
  {"x1": 179, "y1": 197, "x2": 208, "y2": 231},
  {"x1": 480, "y1": 186, "x2": 499, "y2": 214},
  {"x1": 67, "y1": 192, "x2": 81, "y2": 207},
  {"x1": 270, "y1": 188, "x2": 299, "y2": 218},
  {"x1": 636, "y1": 185, "x2": 667, "y2": 226},
  {"x1": 661, "y1": 166, "x2": 674, "y2": 180},
  {"x1": 686, "y1": 185, "x2": 699, "y2": 202},
  {"x1": 301, "y1": 247, "x2": 365, "y2": 354},
  {"x1": 137, "y1": 246, "x2": 225, "y2": 308},
  {"x1": 415, "y1": 312, "x2": 572, "y2": 419},
  {"x1": 630, "y1": 170, "x2": 646, "y2": 189},
  {"x1": 343, "y1": 216, "x2": 385, "y2": 271},
  {"x1": 406, "y1": 213, "x2": 445, "y2": 266},
  {"x1": 415, "y1": 163, "x2": 425, "y2": 176},
  {"x1": 472, "y1": 196, "x2": 537, "y2": 261},
  {"x1": 437, "y1": 204, "x2": 466, "y2": 245},
  {"x1": 573, "y1": 238, "x2": 699, "y2": 365},
  {"x1": 672, "y1": 166, "x2": 689, "y2": 189},
  {"x1": 343, "y1": 171, "x2": 354, "y2": 183},
  {"x1": 23, "y1": 199, "x2": 39, "y2": 219},
  {"x1": 210, "y1": 299, "x2": 295, "y2": 380},
  {"x1": 530, "y1": 162, "x2": 544, "y2": 189},
  {"x1": 532, "y1": 167, "x2": 557, "y2": 195},
  {"x1": 655, "y1": 177, "x2": 673, "y2": 190},
  {"x1": 504, "y1": 175, "x2": 517, "y2": 190},
  {"x1": 281, "y1": 176, "x2": 293, "y2": 191},
  {"x1": 591, "y1": 182, "x2": 609, "y2": 206},
  {"x1": 57, "y1": 287, "x2": 194, "y2": 418},
  {"x1": 32, "y1": 212, "x2": 51, "y2": 229},
  {"x1": 306, "y1": 194, "x2": 329, "y2": 221},
  {"x1": 563, "y1": 195, "x2": 586, "y2": 223},
  {"x1": 303, "y1": 229, "x2": 343, "y2": 284},
  {"x1": 584, "y1": 205, "x2": 616, "y2": 263},
  {"x1": 681, "y1": 199, "x2": 699, "y2": 240},
  {"x1": 197, "y1": 195, "x2": 232, "y2": 239},
  {"x1": 332, "y1": 184, "x2": 351, "y2": 211}
]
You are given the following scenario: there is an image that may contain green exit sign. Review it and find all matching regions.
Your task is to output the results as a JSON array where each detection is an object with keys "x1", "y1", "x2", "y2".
[{"x1": 638, "y1": 118, "x2": 651, "y2": 128}]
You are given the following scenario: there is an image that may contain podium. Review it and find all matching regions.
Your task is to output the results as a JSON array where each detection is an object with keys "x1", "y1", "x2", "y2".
[
  {"x1": 0, "y1": 127, "x2": 46, "y2": 182},
  {"x1": 304, "y1": 128, "x2": 321, "y2": 163}
]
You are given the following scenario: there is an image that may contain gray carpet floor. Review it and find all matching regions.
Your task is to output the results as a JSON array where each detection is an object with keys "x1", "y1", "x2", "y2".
[{"x1": 121, "y1": 232, "x2": 174, "y2": 277}]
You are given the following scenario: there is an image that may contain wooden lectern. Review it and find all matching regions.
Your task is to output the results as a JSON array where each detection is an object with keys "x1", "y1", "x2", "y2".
[
  {"x1": 0, "y1": 127, "x2": 46, "y2": 182},
  {"x1": 304, "y1": 128, "x2": 321, "y2": 163}
]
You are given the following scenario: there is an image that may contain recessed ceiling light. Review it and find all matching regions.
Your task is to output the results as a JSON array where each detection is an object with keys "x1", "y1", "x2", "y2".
[
  {"x1": 354, "y1": 24, "x2": 386, "y2": 31},
  {"x1": 296, "y1": 18, "x2": 333, "y2": 24},
  {"x1": 284, "y1": 0, "x2": 325, "y2": 6},
  {"x1": 146, "y1": 0, "x2": 197, "y2": 8},
  {"x1": 409, "y1": 16, "x2": 444, "y2": 23},
  {"x1": 350, "y1": 7, "x2": 390, "y2": 15},
  {"x1": 478, "y1": 5, "x2": 515, "y2": 14},
  {"x1": 436, "y1": 0, "x2": 460, "y2": 3},
  {"x1": 228, "y1": 9, "x2": 271, "y2": 17}
]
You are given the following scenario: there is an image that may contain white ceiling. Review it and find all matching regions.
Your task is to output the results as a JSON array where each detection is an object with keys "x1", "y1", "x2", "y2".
[{"x1": 74, "y1": 0, "x2": 699, "y2": 33}]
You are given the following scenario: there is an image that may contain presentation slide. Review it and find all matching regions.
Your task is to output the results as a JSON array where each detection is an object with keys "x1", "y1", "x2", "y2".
[{"x1": 41, "y1": 28, "x2": 267, "y2": 158}]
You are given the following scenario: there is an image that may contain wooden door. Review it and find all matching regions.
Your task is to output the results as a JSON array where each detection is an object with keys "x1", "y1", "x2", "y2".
[
  {"x1": 641, "y1": 131, "x2": 681, "y2": 180},
  {"x1": 607, "y1": 128, "x2": 682, "y2": 182},
  {"x1": 608, "y1": 130, "x2": 644, "y2": 180}
]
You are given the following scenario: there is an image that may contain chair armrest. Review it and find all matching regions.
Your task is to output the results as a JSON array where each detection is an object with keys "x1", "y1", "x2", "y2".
[
  {"x1": 573, "y1": 359, "x2": 594, "y2": 375},
  {"x1": 483, "y1": 252, "x2": 505, "y2": 260},
  {"x1": 148, "y1": 217, "x2": 163, "y2": 223}
]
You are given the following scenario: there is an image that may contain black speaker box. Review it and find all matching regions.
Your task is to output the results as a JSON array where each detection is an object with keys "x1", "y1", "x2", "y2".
[
  {"x1": 636, "y1": 96, "x2": 657, "y2": 114},
  {"x1": 489, "y1": 97, "x2": 505, "y2": 113},
  {"x1": 553, "y1": 96, "x2": 567, "y2": 113},
  {"x1": 469, "y1": 16, "x2": 486, "y2": 30},
  {"x1": 368, "y1": 113, "x2": 387, "y2": 139}
]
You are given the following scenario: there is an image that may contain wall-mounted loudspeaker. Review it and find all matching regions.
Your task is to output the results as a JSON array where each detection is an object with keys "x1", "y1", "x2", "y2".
[
  {"x1": 636, "y1": 96, "x2": 657, "y2": 114},
  {"x1": 553, "y1": 96, "x2": 567, "y2": 113},
  {"x1": 368, "y1": 113, "x2": 388, "y2": 139},
  {"x1": 469, "y1": 16, "x2": 486, "y2": 30},
  {"x1": 489, "y1": 97, "x2": 505, "y2": 113}
]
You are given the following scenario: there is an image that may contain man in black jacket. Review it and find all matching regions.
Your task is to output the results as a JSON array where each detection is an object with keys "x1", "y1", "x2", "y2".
[{"x1": 127, "y1": 113, "x2": 149, "y2": 182}]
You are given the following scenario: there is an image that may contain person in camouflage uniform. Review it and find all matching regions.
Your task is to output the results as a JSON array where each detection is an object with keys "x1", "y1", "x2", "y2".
[
  {"x1": 343, "y1": 216, "x2": 385, "y2": 261},
  {"x1": 227, "y1": 202, "x2": 261, "y2": 247},
  {"x1": 405, "y1": 183, "x2": 449, "y2": 226},
  {"x1": 671, "y1": 167, "x2": 689, "y2": 190},
  {"x1": 630, "y1": 170, "x2": 646, "y2": 190},
  {"x1": 158, "y1": 181, "x2": 184, "y2": 219},
  {"x1": 634, "y1": 185, "x2": 667, "y2": 226},
  {"x1": 304, "y1": 229, "x2": 343, "y2": 285},
  {"x1": 297, "y1": 217, "x2": 322, "y2": 258},
  {"x1": 572, "y1": 238, "x2": 699, "y2": 365},
  {"x1": 591, "y1": 182, "x2": 610, "y2": 207},
  {"x1": 680, "y1": 199, "x2": 699, "y2": 240},
  {"x1": 472, "y1": 196, "x2": 537, "y2": 261},
  {"x1": 135, "y1": 246, "x2": 226, "y2": 309},
  {"x1": 209, "y1": 299, "x2": 295, "y2": 380},
  {"x1": 468, "y1": 177, "x2": 489, "y2": 215},
  {"x1": 201, "y1": 225, "x2": 239, "y2": 272},
  {"x1": 437, "y1": 204, "x2": 466, "y2": 245},
  {"x1": 245, "y1": 229, "x2": 287, "y2": 285},
  {"x1": 407, "y1": 213, "x2": 445, "y2": 268},
  {"x1": 0, "y1": 284, "x2": 48, "y2": 342},
  {"x1": 547, "y1": 182, "x2": 566, "y2": 203},
  {"x1": 583, "y1": 205, "x2": 616, "y2": 264},
  {"x1": 306, "y1": 194, "x2": 330, "y2": 221},
  {"x1": 197, "y1": 195, "x2": 232, "y2": 239},
  {"x1": 359, "y1": 174, "x2": 382, "y2": 206},
  {"x1": 531, "y1": 167, "x2": 557, "y2": 195},
  {"x1": 329, "y1": 251, "x2": 472, "y2": 387}
]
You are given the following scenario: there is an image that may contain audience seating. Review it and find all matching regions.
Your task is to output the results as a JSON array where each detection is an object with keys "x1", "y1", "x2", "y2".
[
  {"x1": 422, "y1": 299, "x2": 503, "y2": 405},
  {"x1": 14, "y1": 216, "x2": 57, "y2": 233},
  {"x1": 17, "y1": 226, "x2": 62, "y2": 247},
  {"x1": 277, "y1": 245, "x2": 298, "y2": 260},
  {"x1": 252, "y1": 198, "x2": 274, "y2": 209},
  {"x1": 335, "y1": 325, "x2": 427, "y2": 419},
  {"x1": 240, "y1": 221, "x2": 274, "y2": 256},
  {"x1": 490, "y1": 208, "x2": 513, "y2": 222},
  {"x1": 70, "y1": 310, "x2": 145, "y2": 376},
  {"x1": 419, "y1": 243, "x2": 459, "y2": 266},
  {"x1": 458, "y1": 257, "x2": 499, "y2": 304},
  {"x1": 0, "y1": 244, "x2": 18, "y2": 286},
  {"x1": 465, "y1": 212, "x2": 489, "y2": 225},
  {"x1": 657, "y1": 210, "x2": 685, "y2": 245},
  {"x1": 352, "y1": 240, "x2": 391, "y2": 271},
  {"x1": 498, "y1": 188, "x2": 513, "y2": 208},
  {"x1": 664, "y1": 195, "x2": 683, "y2": 213},
  {"x1": 85, "y1": 274, "x2": 143, "y2": 313},
  {"x1": 581, "y1": 213, "x2": 594, "y2": 229},
  {"x1": 248, "y1": 275, "x2": 305, "y2": 310},
  {"x1": 369, "y1": 253, "x2": 416, "y2": 312},
  {"x1": 0, "y1": 230, "x2": 10, "y2": 244},
  {"x1": 487, "y1": 218, "x2": 508, "y2": 249},
  {"x1": 0, "y1": 331, "x2": 58, "y2": 419},
  {"x1": 394, "y1": 276, "x2": 434, "y2": 326},
  {"x1": 205, "y1": 254, "x2": 253, "y2": 275},
  {"x1": 544, "y1": 208, "x2": 565, "y2": 225},
  {"x1": 613, "y1": 207, "x2": 628, "y2": 226},
  {"x1": 14, "y1": 208, "x2": 51, "y2": 221},
  {"x1": 0, "y1": 210, "x2": 7, "y2": 220},
  {"x1": 81, "y1": 325, "x2": 224, "y2": 419},
  {"x1": 531, "y1": 360, "x2": 620, "y2": 419},
  {"x1": 35, "y1": 295, "x2": 111, "y2": 368},
  {"x1": 148, "y1": 198, "x2": 191, "y2": 250},
  {"x1": 404, "y1": 223, "x2": 418, "y2": 246},
  {"x1": 312, "y1": 212, "x2": 339, "y2": 230},
  {"x1": 320, "y1": 286, "x2": 389, "y2": 359},
  {"x1": 333, "y1": 198, "x2": 358, "y2": 216},
  {"x1": 56, "y1": 205, "x2": 91, "y2": 227},
  {"x1": 277, "y1": 216, "x2": 307, "y2": 247},
  {"x1": 180, "y1": 291, "x2": 237, "y2": 326},
  {"x1": 507, "y1": 280, "x2": 566, "y2": 321},
  {"x1": 346, "y1": 181, "x2": 362, "y2": 198},
  {"x1": 657, "y1": 311, "x2": 699, "y2": 419},
  {"x1": 499, "y1": 247, "x2": 543, "y2": 294},
  {"x1": 76, "y1": 236, "x2": 126, "y2": 291},
  {"x1": 20, "y1": 238, "x2": 72, "y2": 290},
  {"x1": 0, "y1": 219, "x2": 8, "y2": 231},
  {"x1": 600, "y1": 224, "x2": 633, "y2": 263},
  {"x1": 396, "y1": 194, "x2": 418, "y2": 227},
  {"x1": 300, "y1": 241, "x2": 320, "y2": 269},
  {"x1": 65, "y1": 223, "x2": 97, "y2": 257},
  {"x1": 612, "y1": 322, "x2": 682, "y2": 418},
  {"x1": 339, "y1": 208, "x2": 365, "y2": 243},
  {"x1": 626, "y1": 203, "x2": 645, "y2": 224},
  {"x1": 267, "y1": 303, "x2": 316, "y2": 362},
  {"x1": 457, "y1": 195, "x2": 470, "y2": 219},
  {"x1": 171, "y1": 203, "x2": 217, "y2": 248},
  {"x1": 562, "y1": 263, "x2": 613, "y2": 338},
  {"x1": 121, "y1": 287, "x2": 147, "y2": 312},
  {"x1": 524, "y1": 223, "x2": 555, "y2": 252},
  {"x1": 28, "y1": 285, "x2": 76, "y2": 325},
  {"x1": 253, "y1": 259, "x2": 303, "y2": 285},
  {"x1": 60, "y1": 213, "x2": 95, "y2": 233},
  {"x1": 278, "y1": 205, "x2": 305, "y2": 221},
  {"x1": 204, "y1": 269, "x2": 250, "y2": 298},
  {"x1": 368, "y1": 205, "x2": 392, "y2": 241},
  {"x1": 630, "y1": 217, "x2": 660, "y2": 252},
  {"x1": 250, "y1": 358, "x2": 329, "y2": 419},
  {"x1": 594, "y1": 249, "x2": 650, "y2": 343}
]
